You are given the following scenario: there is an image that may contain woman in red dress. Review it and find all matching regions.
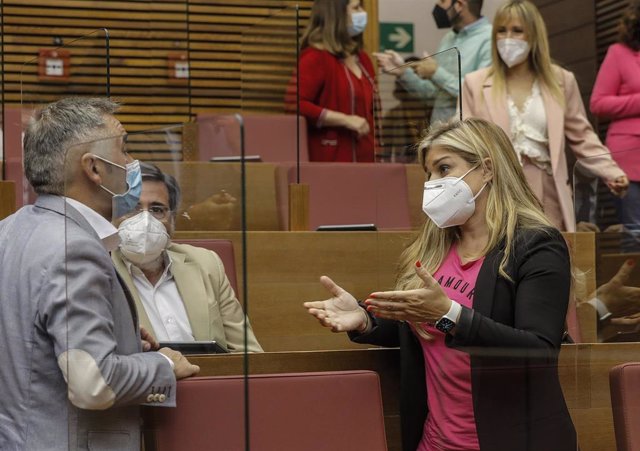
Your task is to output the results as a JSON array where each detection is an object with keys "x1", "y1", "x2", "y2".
[{"x1": 298, "y1": 0, "x2": 377, "y2": 162}]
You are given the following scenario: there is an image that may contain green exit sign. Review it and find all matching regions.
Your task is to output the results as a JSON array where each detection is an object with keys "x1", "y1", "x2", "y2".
[{"x1": 380, "y1": 23, "x2": 414, "y2": 53}]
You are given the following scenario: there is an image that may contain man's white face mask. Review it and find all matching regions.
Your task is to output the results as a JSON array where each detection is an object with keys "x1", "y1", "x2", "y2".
[{"x1": 118, "y1": 211, "x2": 170, "y2": 266}]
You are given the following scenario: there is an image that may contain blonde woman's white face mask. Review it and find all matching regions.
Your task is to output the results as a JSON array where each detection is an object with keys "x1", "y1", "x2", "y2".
[
  {"x1": 422, "y1": 166, "x2": 486, "y2": 228},
  {"x1": 118, "y1": 211, "x2": 170, "y2": 266},
  {"x1": 497, "y1": 38, "x2": 531, "y2": 68}
]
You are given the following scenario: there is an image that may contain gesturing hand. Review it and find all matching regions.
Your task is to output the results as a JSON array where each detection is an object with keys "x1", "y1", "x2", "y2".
[
  {"x1": 364, "y1": 262, "x2": 451, "y2": 323},
  {"x1": 304, "y1": 276, "x2": 368, "y2": 333},
  {"x1": 373, "y1": 50, "x2": 406, "y2": 75}
]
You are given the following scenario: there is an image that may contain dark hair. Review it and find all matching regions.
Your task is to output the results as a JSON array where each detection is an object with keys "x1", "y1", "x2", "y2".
[
  {"x1": 618, "y1": 2, "x2": 640, "y2": 51},
  {"x1": 139, "y1": 162, "x2": 181, "y2": 213},
  {"x1": 467, "y1": 0, "x2": 484, "y2": 18},
  {"x1": 300, "y1": 0, "x2": 363, "y2": 58}
]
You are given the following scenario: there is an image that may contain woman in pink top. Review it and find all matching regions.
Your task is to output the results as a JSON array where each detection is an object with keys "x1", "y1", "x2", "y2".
[
  {"x1": 591, "y1": 2, "x2": 640, "y2": 235},
  {"x1": 305, "y1": 119, "x2": 576, "y2": 451}
]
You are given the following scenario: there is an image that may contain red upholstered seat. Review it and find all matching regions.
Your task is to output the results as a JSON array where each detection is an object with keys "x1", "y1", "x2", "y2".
[
  {"x1": 610, "y1": 362, "x2": 640, "y2": 451},
  {"x1": 197, "y1": 113, "x2": 309, "y2": 163},
  {"x1": 144, "y1": 370, "x2": 387, "y2": 451},
  {"x1": 173, "y1": 239, "x2": 238, "y2": 294},
  {"x1": 279, "y1": 162, "x2": 412, "y2": 231}
]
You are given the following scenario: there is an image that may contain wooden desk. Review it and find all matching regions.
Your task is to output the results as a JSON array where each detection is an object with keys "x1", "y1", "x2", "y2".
[
  {"x1": 173, "y1": 231, "x2": 599, "y2": 349},
  {"x1": 187, "y1": 343, "x2": 640, "y2": 451}
]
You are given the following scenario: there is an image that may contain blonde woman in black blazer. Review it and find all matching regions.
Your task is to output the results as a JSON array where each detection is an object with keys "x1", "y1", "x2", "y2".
[{"x1": 305, "y1": 118, "x2": 576, "y2": 451}]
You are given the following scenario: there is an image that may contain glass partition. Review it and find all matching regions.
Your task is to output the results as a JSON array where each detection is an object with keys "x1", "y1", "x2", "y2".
[
  {"x1": 240, "y1": 6, "x2": 302, "y2": 164},
  {"x1": 12, "y1": 7, "x2": 638, "y2": 451},
  {"x1": 64, "y1": 114, "x2": 250, "y2": 449},
  {"x1": 377, "y1": 48, "x2": 461, "y2": 163},
  {"x1": 573, "y1": 148, "x2": 640, "y2": 347},
  {"x1": 12, "y1": 29, "x2": 111, "y2": 208}
]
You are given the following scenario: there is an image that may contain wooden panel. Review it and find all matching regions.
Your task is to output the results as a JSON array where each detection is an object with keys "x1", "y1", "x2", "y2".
[
  {"x1": 1, "y1": 0, "x2": 381, "y2": 160},
  {"x1": 171, "y1": 231, "x2": 597, "y2": 351},
  {"x1": 531, "y1": 0, "x2": 600, "y2": 123},
  {"x1": 1, "y1": 0, "x2": 314, "y2": 161},
  {"x1": 154, "y1": 161, "x2": 283, "y2": 231},
  {"x1": 0, "y1": 181, "x2": 16, "y2": 220}
]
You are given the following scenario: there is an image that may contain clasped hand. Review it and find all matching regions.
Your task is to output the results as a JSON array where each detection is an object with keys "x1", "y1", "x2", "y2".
[{"x1": 304, "y1": 264, "x2": 452, "y2": 331}]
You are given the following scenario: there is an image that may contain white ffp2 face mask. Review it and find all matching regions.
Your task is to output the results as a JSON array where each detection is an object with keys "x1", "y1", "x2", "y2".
[
  {"x1": 497, "y1": 38, "x2": 531, "y2": 68},
  {"x1": 422, "y1": 166, "x2": 486, "y2": 228},
  {"x1": 118, "y1": 211, "x2": 170, "y2": 266}
]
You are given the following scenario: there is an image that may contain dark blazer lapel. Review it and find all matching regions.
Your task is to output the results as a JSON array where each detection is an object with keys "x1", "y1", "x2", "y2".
[{"x1": 472, "y1": 243, "x2": 504, "y2": 317}]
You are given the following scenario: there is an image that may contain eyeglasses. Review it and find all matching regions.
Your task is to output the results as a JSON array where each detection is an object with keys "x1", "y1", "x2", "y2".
[{"x1": 130, "y1": 205, "x2": 172, "y2": 220}]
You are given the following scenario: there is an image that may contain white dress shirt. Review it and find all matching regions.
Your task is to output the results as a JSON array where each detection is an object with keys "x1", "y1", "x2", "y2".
[
  {"x1": 65, "y1": 197, "x2": 120, "y2": 251},
  {"x1": 125, "y1": 254, "x2": 195, "y2": 342}
]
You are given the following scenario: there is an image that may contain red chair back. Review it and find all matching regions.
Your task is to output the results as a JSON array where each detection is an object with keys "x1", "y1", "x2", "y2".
[
  {"x1": 173, "y1": 239, "x2": 238, "y2": 294},
  {"x1": 197, "y1": 113, "x2": 308, "y2": 163},
  {"x1": 145, "y1": 370, "x2": 387, "y2": 451},
  {"x1": 610, "y1": 362, "x2": 640, "y2": 451},
  {"x1": 282, "y1": 162, "x2": 412, "y2": 231}
]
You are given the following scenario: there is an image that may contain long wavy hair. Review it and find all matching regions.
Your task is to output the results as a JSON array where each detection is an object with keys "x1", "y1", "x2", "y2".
[
  {"x1": 300, "y1": 0, "x2": 363, "y2": 58},
  {"x1": 488, "y1": 0, "x2": 564, "y2": 105},
  {"x1": 395, "y1": 118, "x2": 553, "y2": 291}
]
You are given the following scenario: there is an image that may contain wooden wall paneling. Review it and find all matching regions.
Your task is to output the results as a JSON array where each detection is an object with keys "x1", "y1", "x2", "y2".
[
  {"x1": 2, "y1": 0, "x2": 322, "y2": 161},
  {"x1": 1, "y1": 1, "x2": 384, "y2": 161},
  {"x1": 170, "y1": 230, "x2": 595, "y2": 351}
]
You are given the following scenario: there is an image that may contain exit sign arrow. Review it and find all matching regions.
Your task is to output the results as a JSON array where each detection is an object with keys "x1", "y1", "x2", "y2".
[
  {"x1": 380, "y1": 23, "x2": 414, "y2": 53},
  {"x1": 389, "y1": 27, "x2": 412, "y2": 50}
]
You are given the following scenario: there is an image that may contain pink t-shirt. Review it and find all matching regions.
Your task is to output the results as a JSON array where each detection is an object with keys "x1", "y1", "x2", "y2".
[{"x1": 416, "y1": 245, "x2": 484, "y2": 451}]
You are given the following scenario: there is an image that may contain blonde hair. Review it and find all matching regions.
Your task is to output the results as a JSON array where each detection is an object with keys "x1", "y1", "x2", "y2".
[
  {"x1": 300, "y1": 0, "x2": 362, "y2": 58},
  {"x1": 489, "y1": 0, "x2": 564, "y2": 105},
  {"x1": 396, "y1": 118, "x2": 554, "y2": 291}
]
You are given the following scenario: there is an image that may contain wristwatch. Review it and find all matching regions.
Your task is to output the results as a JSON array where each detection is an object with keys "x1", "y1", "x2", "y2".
[{"x1": 434, "y1": 300, "x2": 462, "y2": 334}]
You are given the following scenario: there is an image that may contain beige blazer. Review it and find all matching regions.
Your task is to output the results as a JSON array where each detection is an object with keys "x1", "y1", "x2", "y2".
[
  {"x1": 461, "y1": 66, "x2": 625, "y2": 232},
  {"x1": 113, "y1": 242, "x2": 263, "y2": 353}
]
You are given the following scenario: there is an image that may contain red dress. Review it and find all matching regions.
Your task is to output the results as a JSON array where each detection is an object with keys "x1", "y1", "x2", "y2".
[{"x1": 297, "y1": 47, "x2": 376, "y2": 162}]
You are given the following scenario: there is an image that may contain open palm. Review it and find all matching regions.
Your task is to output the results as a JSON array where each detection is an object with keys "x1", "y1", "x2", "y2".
[{"x1": 304, "y1": 276, "x2": 367, "y2": 332}]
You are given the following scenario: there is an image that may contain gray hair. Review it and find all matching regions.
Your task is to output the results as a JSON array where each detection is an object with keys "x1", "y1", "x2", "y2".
[{"x1": 23, "y1": 97, "x2": 120, "y2": 194}]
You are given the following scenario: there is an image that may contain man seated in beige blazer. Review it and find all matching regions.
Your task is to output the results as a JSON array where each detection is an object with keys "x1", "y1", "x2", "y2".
[{"x1": 112, "y1": 162, "x2": 263, "y2": 352}]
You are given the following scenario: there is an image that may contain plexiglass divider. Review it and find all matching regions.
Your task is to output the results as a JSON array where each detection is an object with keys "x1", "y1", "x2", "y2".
[
  {"x1": 240, "y1": 6, "x2": 306, "y2": 232},
  {"x1": 573, "y1": 149, "x2": 640, "y2": 344},
  {"x1": 9, "y1": 10, "x2": 640, "y2": 451},
  {"x1": 14, "y1": 29, "x2": 110, "y2": 209},
  {"x1": 377, "y1": 47, "x2": 461, "y2": 164},
  {"x1": 62, "y1": 114, "x2": 250, "y2": 449}
]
